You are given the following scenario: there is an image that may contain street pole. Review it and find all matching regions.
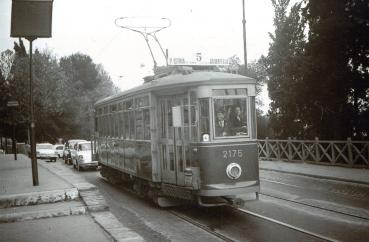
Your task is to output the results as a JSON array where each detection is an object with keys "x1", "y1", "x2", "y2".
[
  {"x1": 13, "y1": 116, "x2": 17, "y2": 160},
  {"x1": 242, "y1": 0, "x2": 247, "y2": 75},
  {"x1": 27, "y1": 37, "x2": 39, "y2": 186},
  {"x1": 7, "y1": 101, "x2": 19, "y2": 160}
]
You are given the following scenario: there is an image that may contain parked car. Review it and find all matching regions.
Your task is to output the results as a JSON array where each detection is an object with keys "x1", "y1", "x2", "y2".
[
  {"x1": 63, "y1": 139, "x2": 87, "y2": 165},
  {"x1": 53, "y1": 144, "x2": 64, "y2": 158},
  {"x1": 73, "y1": 141, "x2": 98, "y2": 171},
  {"x1": 36, "y1": 143, "x2": 57, "y2": 162}
]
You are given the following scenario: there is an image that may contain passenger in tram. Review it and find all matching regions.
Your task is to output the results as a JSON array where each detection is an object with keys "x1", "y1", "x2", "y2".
[
  {"x1": 215, "y1": 111, "x2": 229, "y2": 137},
  {"x1": 229, "y1": 106, "x2": 247, "y2": 135}
]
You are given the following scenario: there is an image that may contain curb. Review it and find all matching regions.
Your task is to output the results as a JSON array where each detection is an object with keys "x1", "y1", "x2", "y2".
[
  {"x1": 260, "y1": 167, "x2": 369, "y2": 186},
  {"x1": 0, "y1": 188, "x2": 79, "y2": 209},
  {"x1": 0, "y1": 204, "x2": 86, "y2": 223}
]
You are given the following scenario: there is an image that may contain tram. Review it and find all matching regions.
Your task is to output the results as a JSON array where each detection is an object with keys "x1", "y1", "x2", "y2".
[{"x1": 94, "y1": 66, "x2": 260, "y2": 207}]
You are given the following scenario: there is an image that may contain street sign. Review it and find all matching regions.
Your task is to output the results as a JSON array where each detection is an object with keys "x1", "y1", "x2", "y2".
[
  {"x1": 11, "y1": 0, "x2": 54, "y2": 38},
  {"x1": 7, "y1": 101, "x2": 19, "y2": 107}
]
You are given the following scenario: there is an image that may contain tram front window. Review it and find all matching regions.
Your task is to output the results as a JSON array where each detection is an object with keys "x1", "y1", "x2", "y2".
[{"x1": 213, "y1": 98, "x2": 248, "y2": 137}]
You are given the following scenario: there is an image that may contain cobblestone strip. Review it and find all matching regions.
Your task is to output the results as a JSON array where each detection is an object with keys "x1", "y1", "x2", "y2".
[
  {"x1": 92, "y1": 211, "x2": 144, "y2": 242},
  {"x1": 79, "y1": 190, "x2": 109, "y2": 212}
]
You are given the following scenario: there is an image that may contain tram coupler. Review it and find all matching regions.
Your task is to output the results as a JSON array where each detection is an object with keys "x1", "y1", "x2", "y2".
[{"x1": 223, "y1": 196, "x2": 245, "y2": 208}]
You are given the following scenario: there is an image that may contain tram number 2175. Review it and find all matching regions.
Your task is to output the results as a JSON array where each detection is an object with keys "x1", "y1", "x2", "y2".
[{"x1": 222, "y1": 149, "x2": 243, "y2": 159}]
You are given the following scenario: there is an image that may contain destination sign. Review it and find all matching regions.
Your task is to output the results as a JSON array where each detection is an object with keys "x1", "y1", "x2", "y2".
[{"x1": 168, "y1": 53, "x2": 231, "y2": 66}]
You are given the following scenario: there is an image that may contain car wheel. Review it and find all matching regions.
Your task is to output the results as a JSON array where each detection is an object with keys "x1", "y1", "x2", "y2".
[{"x1": 53, "y1": 158, "x2": 57, "y2": 162}]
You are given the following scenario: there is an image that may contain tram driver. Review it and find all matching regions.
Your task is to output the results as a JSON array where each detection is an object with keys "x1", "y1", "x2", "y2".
[
  {"x1": 229, "y1": 106, "x2": 247, "y2": 136},
  {"x1": 215, "y1": 111, "x2": 229, "y2": 137}
]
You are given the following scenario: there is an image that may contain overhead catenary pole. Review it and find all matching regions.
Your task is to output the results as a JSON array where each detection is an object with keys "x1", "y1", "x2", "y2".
[
  {"x1": 28, "y1": 37, "x2": 39, "y2": 186},
  {"x1": 242, "y1": 0, "x2": 248, "y2": 75},
  {"x1": 11, "y1": 0, "x2": 54, "y2": 186}
]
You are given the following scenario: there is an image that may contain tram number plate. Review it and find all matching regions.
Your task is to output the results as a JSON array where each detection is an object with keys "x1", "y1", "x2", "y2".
[{"x1": 222, "y1": 149, "x2": 243, "y2": 159}]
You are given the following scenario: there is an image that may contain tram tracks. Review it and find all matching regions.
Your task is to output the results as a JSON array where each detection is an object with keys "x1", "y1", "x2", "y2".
[
  {"x1": 260, "y1": 177, "x2": 369, "y2": 221},
  {"x1": 235, "y1": 207, "x2": 338, "y2": 242},
  {"x1": 169, "y1": 210, "x2": 235, "y2": 242},
  {"x1": 170, "y1": 203, "x2": 336, "y2": 242},
  {"x1": 260, "y1": 191, "x2": 369, "y2": 221}
]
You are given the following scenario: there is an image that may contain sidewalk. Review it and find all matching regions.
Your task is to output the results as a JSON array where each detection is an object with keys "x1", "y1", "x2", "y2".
[
  {"x1": 0, "y1": 154, "x2": 144, "y2": 242},
  {"x1": 260, "y1": 160, "x2": 369, "y2": 185}
]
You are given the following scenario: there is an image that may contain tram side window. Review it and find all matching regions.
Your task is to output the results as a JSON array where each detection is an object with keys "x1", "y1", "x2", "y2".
[
  {"x1": 115, "y1": 112, "x2": 119, "y2": 137},
  {"x1": 199, "y1": 99, "x2": 209, "y2": 141},
  {"x1": 119, "y1": 112, "x2": 124, "y2": 138},
  {"x1": 143, "y1": 109, "x2": 151, "y2": 140},
  {"x1": 109, "y1": 114, "x2": 114, "y2": 137},
  {"x1": 123, "y1": 112, "x2": 129, "y2": 139},
  {"x1": 136, "y1": 110, "x2": 144, "y2": 140},
  {"x1": 129, "y1": 111, "x2": 135, "y2": 139},
  {"x1": 190, "y1": 92, "x2": 198, "y2": 141}
]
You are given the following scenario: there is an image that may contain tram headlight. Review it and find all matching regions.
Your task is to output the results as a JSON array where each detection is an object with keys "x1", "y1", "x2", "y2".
[
  {"x1": 202, "y1": 134, "x2": 210, "y2": 142},
  {"x1": 226, "y1": 163, "x2": 242, "y2": 180}
]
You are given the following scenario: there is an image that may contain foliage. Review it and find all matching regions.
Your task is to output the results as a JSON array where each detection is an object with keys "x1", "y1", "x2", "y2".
[
  {"x1": 263, "y1": 0, "x2": 368, "y2": 140},
  {"x1": 301, "y1": 0, "x2": 369, "y2": 139},
  {"x1": 0, "y1": 41, "x2": 117, "y2": 143},
  {"x1": 263, "y1": 0, "x2": 308, "y2": 138}
]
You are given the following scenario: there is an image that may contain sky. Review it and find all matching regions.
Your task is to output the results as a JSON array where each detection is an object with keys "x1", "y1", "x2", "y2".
[{"x1": 0, "y1": 0, "x2": 280, "y2": 113}]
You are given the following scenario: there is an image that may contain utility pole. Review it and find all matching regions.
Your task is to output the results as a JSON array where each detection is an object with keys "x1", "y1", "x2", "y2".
[
  {"x1": 7, "y1": 100, "x2": 19, "y2": 160},
  {"x1": 11, "y1": 0, "x2": 54, "y2": 186},
  {"x1": 28, "y1": 37, "x2": 39, "y2": 185},
  {"x1": 242, "y1": 0, "x2": 248, "y2": 75}
]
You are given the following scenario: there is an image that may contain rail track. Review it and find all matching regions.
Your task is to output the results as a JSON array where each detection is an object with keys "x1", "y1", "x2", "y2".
[
  {"x1": 169, "y1": 210, "x2": 235, "y2": 242},
  {"x1": 260, "y1": 177, "x2": 369, "y2": 221},
  {"x1": 236, "y1": 207, "x2": 338, "y2": 242},
  {"x1": 169, "y1": 202, "x2": 338, "y2": 242}
]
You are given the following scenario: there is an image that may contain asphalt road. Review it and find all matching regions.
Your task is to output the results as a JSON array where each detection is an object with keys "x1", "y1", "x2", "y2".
[{"x1": 67, "y1": 164, "x2": 369, "y2": 242}]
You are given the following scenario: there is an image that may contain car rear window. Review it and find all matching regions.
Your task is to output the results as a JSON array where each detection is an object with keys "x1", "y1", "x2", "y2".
[{"x1": 37, "y1": 144, "x2": 53, "y2": 149}]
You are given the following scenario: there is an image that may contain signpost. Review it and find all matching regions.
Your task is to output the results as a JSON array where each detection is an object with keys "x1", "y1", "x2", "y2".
[
  {"x1": 11, "y1": 0, "x2": 54, "y2": 186},
  {"x1": 7, "y1": 101, "x2": 19, "y2": 160}
]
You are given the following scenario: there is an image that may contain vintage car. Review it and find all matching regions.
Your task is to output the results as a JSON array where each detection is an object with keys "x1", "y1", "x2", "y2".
[
  {"x1": 73, "y1": 141, "x2": 98, "y2": 171},
  {"x1": 36, "y1": 143, "x2": 58, "y2": 162},
  {"x1": 63, "y1": 139, "x2": 87, "y2": 165},
  {"x1": 53, "y1": 144, "x2": 64, "y2": 158}
]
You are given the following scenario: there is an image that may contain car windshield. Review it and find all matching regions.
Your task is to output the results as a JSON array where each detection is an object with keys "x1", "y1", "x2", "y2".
[
  {"x1": 79, "y1": 143, "x2": 91, "y2": 151},
  {"x1": 213, "y1": 97, "x2": 248, "y2": 138},
  {"x1": 37, "y1": 144, "x2": 53, "y2": 149}
]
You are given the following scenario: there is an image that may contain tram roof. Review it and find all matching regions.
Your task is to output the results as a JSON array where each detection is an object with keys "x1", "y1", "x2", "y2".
[{"x1": 95, "y1": 71, "x2": 255, "y2": 106}]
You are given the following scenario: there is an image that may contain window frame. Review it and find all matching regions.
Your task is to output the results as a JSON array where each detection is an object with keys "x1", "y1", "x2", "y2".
[{"x1": 212, "y1": 95, "x2": 250, "y2": 140}]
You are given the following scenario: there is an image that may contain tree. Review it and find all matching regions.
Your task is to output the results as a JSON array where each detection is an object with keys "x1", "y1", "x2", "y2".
[
  {"x1": 302, "y1": 0, "x2": 369, "y2": 139},
  {"x1": 264, "y1": 0, "x2": 308, "y2": 138},
  {"x1": 1, "y1": 41, "x2": 117, "y2": 143},
  {"x1": 59, "y1": 53, "x2": 117, "y2": 139}
]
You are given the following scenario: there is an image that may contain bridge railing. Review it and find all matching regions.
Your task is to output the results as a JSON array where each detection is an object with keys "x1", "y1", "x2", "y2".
[{"x1": 258, "y1": 138, "x2": 369, "y2": 168}]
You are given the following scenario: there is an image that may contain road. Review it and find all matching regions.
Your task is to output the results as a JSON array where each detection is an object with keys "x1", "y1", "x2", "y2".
[{"x1": 64, "y1": 162, "x2": 369, "y2": 242}]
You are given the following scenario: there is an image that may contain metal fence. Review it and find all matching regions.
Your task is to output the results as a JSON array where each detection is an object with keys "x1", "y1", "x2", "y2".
[{"x1": 258, "y1": 138, "x2": 369, "y2": 168}]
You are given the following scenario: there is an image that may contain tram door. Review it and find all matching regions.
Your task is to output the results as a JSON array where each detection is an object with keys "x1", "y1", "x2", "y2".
[{"x1": 158, "y1": 95, "x2": 189, "y2": 186}]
